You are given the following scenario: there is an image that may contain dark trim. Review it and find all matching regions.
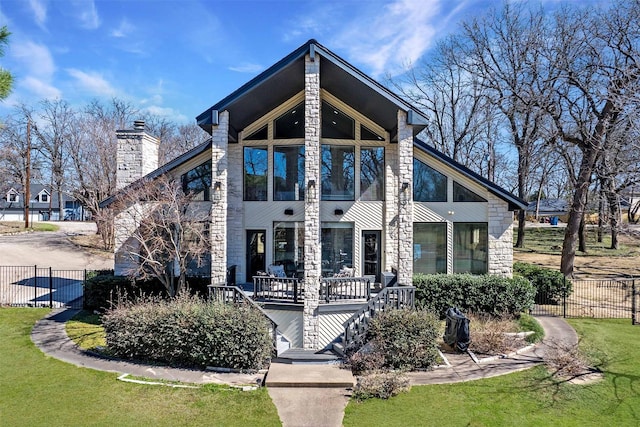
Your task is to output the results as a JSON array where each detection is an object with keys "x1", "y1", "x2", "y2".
[{"x1": 413, "y1": 138, "x2": 527, "y2": 210}]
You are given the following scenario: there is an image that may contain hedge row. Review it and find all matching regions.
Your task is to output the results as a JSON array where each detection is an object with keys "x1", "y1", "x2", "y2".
[
  {"x1": 413, "y1": 273, "x2": 535, "y2": 318},
  {"x1": 513, "y1": 262, "x2": 572, "y2": 304},
  {"x1": 83, "y1": 271, "x2": 210, "y2": 311},
  {"x1": 102, "y1": 293, "x2": 273, "y2": 370}
]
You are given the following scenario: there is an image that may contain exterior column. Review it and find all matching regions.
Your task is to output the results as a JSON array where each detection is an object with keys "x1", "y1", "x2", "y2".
[
  {"x1": 210, "y1": 111, "x2": 230, "y2": 285},
  {"x1": 303, "y1": 53, "x2": 321, "y2": 350},
  {"x1": 397, "y1": 110, "x2": 414, "y2": 285},
  {"x1": 384, "y1": 144, "x2": 398, "y2": 273},
  {"x1": 488, "y1": 195, "x2": 513, "y2": 277}
]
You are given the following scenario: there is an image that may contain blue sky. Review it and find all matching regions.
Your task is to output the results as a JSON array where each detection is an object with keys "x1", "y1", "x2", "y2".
[{"x1": 0, "y1": 0, "x2": 591, "y2": 124}]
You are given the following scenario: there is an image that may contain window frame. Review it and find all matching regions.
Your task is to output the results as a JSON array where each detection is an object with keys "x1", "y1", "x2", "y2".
[
  {"x1": 273, "y1": 145, "x2": 305, "y2": 201},
  {"x1": 453, "y1": 222, "x2": 488, "y2": 275},
  {"x1": 243, "y1": 146, "x2": 269, "y2": 201},
  {"x1": 413, "y1": 158, "x2": 448, "y2": 202},
  {"x1": 413, "y1": 222, "x2": 448, "y2": 274}
]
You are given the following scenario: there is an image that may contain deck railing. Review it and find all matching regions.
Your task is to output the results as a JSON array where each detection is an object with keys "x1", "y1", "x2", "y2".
[
  {"x1": 342, "y1": 285, "x2": 416, "y2": 351},
  {"x1": 252, "y1": 275, "x2": 373, "y2": 304}
]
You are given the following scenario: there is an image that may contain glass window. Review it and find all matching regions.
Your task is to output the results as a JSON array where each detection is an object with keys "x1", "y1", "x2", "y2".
[
  {"x1": 321, "y1": 145, "x2": 355, "y2": 200},
  {"x1": 244, "y1": 147, "x2": 268, "y2": 201},
  {"x1": 414, "y1": 159, "x2": 447, "y2": 202},
  {"x1": 182, "y1": 160, "x2": 212, "y2": 201},
  {"x1": 322, "y1": 101, "x2": 355, "y2": 139},
  {"x1": 275, "y1": 103, "x2": 304, "y2": 139},
  {"x1": 454, "y1": 223, "x2": 488, "y2": 274},
  {"x1": 360, "y1": 125, "x2": 384, "y2": 141},
  {"x1": 360, "y1": 147, "x2": 384, "y2": 201},
  {"x1": 413, "y1": 223, "x2": 447, "y2": 274},
  {"x1": 321, "y1": 222, "x2": 353, "y2": 277},
  {"x1": 274, "y1": 146, "x2": 305, "y2": 201},
  {"x1": 40, "y1": 193, "x2": 49, "y2": 202},
  {"x1": 273, "y1": 221, "x2": 304, "y2": 277},
  {"x1": 245, "y1": 125, "x2": 268, "y2": 141},
  {"x1": 453, "y1": 181, "x2": 487, "y2": 202},
  {"x1": 8, "y1": 192, "x2": 18, "y2": 202}
]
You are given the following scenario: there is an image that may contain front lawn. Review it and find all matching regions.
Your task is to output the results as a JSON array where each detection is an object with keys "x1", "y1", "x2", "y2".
[
  {"x1": 0, "y1": 221, "x2": 59, "y2": 234},
  {"x1": 0, "y1": 308, "x2": 280, "y2": 427},
  {"x1": 344, "y1": 318, "x2": 640, "y2": 426}
]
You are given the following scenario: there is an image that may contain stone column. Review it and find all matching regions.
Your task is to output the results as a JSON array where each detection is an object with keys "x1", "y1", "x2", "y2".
[
  {"x1": 383, "y1": 143, "x2": 398, "y2": 273},
  {"x1": 210, "y1": 111, "x2": 230, "y2": 285},
  {"x1": 396, "y1": 110, "x2": 414, "y2": 285},
  {"x1": 488, "y1": 195, "x2": 513, "y2": 277},
  {"x1": 303, "y1": 53, "x2": 321, "y2": 350},
  {"x1": 114, "y1": 120, "x2": 159, "y2": 276}
]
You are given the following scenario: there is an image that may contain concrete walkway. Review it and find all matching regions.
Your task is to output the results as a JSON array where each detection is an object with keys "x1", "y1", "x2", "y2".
[{"x1": 31, "y1": 309, "x2": 578, "y2": 427}]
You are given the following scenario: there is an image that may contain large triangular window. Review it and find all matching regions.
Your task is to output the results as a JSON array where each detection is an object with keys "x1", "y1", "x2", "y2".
[
  {"x1": 245, "y1": 125, "x2": 268, "y2": 141},
  {"x1": 322, "y1": 101, "x2": 354, "y2": 139},
  {"x1": 275, "y1": 103, "x2": 304, "y2": 139},
  {"x1": 413, "y1": 159, "x2": 447, "y2": 202},
  {"x1": 453, "y1": 181, "x2": 486, "y2": 202}
]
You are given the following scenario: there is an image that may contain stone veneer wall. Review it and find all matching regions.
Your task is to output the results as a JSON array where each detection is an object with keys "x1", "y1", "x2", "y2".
[
  {"x1": 226, "y1": 143, "x2": 244, "y2": 283},
  {"x1": 488, "y1": 194, "x2": 514, "y2": 277},
  {"x1": 114, "y1": 123, "x2": 159, "y2": 276},
  {"x1": 396, "y1": 110, "x2": 414, "y2": 285},
  {"x1": 210, "y1": 111, "x2": 230, "y2": 285},
  {"x1": 383, "y1": 136, "x2": 398, "y2": 273},
  {"x1": 303, "y1": 53, "x2": 321, "y2": 350}
]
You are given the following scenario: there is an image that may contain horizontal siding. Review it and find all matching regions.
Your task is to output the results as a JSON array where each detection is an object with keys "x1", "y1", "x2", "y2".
[{"x1": 264, "y1": 308, "x2": 303, "y2": 348}]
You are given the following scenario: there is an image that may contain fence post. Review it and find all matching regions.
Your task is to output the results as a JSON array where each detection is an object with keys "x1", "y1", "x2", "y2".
[
  {"x1": 34, "y1": 265, "x2": 38, "y2": 306},
  {"x1": 563, "y1": 276, "x2": 567, "y2": 318},
  {"x1": 49, "y1": 267, "x2": 53, "y2": 309},
  {"x1": 632, "y1": 279, "x2": 637, "y2": 325}
]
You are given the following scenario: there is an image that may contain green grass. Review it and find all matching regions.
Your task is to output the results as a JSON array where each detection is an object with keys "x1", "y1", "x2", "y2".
[
  {"x1": 0, "y1": 308, "x2": 280, "y2": 427},
  {"x1": 517, "y1": 313, "x2": 544, "y2": 343},
  {"x1": 66, "y1": 311, "x2": 106, "y2": 350},
  {"x1": 344, "y1": 318, "x2": 640, "y2": 426},
  {"x1": 514, "y1": 227, "x2": 639, "y2": 257},
  {"x1": 0, "y1": 221, "x2": 59, "y2": 233}
]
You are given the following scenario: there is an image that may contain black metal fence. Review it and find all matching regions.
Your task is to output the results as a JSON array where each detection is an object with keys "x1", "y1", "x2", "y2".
[
  {"x1": 0, "y1": 266, "x2": 86, "y2": 309},
  {"x1": 530, "y1": 276, "x2": 639, "y2": 324}
]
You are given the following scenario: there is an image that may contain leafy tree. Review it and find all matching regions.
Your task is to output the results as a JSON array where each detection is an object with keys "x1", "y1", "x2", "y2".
[{"x1": 0, "y1": 26, "x2": 13, "y2": 101}]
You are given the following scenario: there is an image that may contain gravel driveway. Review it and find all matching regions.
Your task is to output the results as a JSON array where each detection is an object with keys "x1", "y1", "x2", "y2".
[{"x1": 0, "y1": 222, "x2": 114, "y2": 270}]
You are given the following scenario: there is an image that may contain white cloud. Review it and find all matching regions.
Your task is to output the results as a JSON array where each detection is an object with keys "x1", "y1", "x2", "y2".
[
  {"x1": 21, "y1": 76, "x2": 61, "y2": 99},
  {"x1": 111, "y1": 18, "x2": 134, "y2": 38},
  {"x1": 71, "y1": 0, "x2": 100, "y2": 29},
  {"x1": 28, "y1": 0, "x2": 47, "y2": 28},
  {"x1": 12, "y1": 41, "x2": 56, "y2": 78},
  {"x1": 294, "y1": 0, "x2": 442, "y2": 78},
  {"x1": 142, "y1": 105, "x2": 188, "y2": 123},
  {"x1": 67, "y1": 69, "x2": 116, "y2": 96},
  {"x1": 228, "y1": 63, "x2": 265, "y2": 74}
]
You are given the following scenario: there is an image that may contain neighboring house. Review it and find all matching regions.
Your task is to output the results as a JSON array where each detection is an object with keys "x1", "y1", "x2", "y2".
[
  {"x1": 103, "y1": 40, "x2": 526, "y2": 351},
  {"x1": 526, "y1": 198, "x2": 569, "y2": 221},
  {"x1": 0, "y1": 184, "x2": 82, "y2": 222}
]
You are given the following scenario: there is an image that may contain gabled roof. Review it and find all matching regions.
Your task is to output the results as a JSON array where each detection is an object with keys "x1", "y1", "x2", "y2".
[
  {"x1": 196, "y1": 39, "x2": 429, "y2": 141},
  {"x1": 0, "y1": 184, "x2": 73, "y2": 211},
  {"x1": 99, "y1": 138, "x2": 213, "y2": 208},
  {"x1": 414, "y1": 138, "x2": 527, "y2": 211},
  {"x1": 525, "y1": 198, "x2": 568, "y2": 215}
]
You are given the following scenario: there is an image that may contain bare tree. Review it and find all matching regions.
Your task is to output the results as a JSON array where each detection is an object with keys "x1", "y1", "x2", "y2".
[
  {"x1": 112, "y1": 175, "x2": 211, "y2": 296},
  {"x1": 30, "y1": 99, "x2": 75, "y2": 218},
  {"x1": 454, "y1": 3, "x2": 549, "y2": 248},
  {"x1": 539, "y1": 2, "x2": 640, "y2": 275}
]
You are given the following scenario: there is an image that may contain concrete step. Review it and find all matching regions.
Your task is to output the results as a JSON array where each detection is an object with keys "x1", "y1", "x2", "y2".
[
  {"x1": 265, "y1": 362, "x2": 355, "y2": 388},
  {"x1": 273, "y1": 348, "x2": 342, "y2": 364}
]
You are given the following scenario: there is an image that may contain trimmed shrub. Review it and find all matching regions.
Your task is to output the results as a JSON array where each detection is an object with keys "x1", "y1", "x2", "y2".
[
  {"x1": 365, "y1": 309, "x2": 440, "y2": 371},
  {"x1": 413, "y1": 273, "x2": 535, "y2": 318},
  {"x1": 102, "y1": 293, "x2": 272, "y2": 370},
  {"x1": 513, "y1": 262, "x2": 572, "y2": 304},
  {"x1": 352, "y1": 371, "x2": 411, "y2": 400},
  {"x1": 84, "y1": 272, "x2": 211, "y2": 311}
]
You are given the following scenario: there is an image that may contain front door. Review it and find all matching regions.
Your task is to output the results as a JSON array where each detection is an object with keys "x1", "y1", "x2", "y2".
[
  {"x1": 362, "y1": 230, "x2": 381, "y2": 284},
  {"x1": 246, "y1": 230, "x2": 266, "y2": 282}
]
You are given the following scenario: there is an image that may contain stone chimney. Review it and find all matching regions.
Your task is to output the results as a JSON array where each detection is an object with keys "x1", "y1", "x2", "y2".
[{"x1": 116, "y1": 120, "x2": 160, "y2": 190}]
